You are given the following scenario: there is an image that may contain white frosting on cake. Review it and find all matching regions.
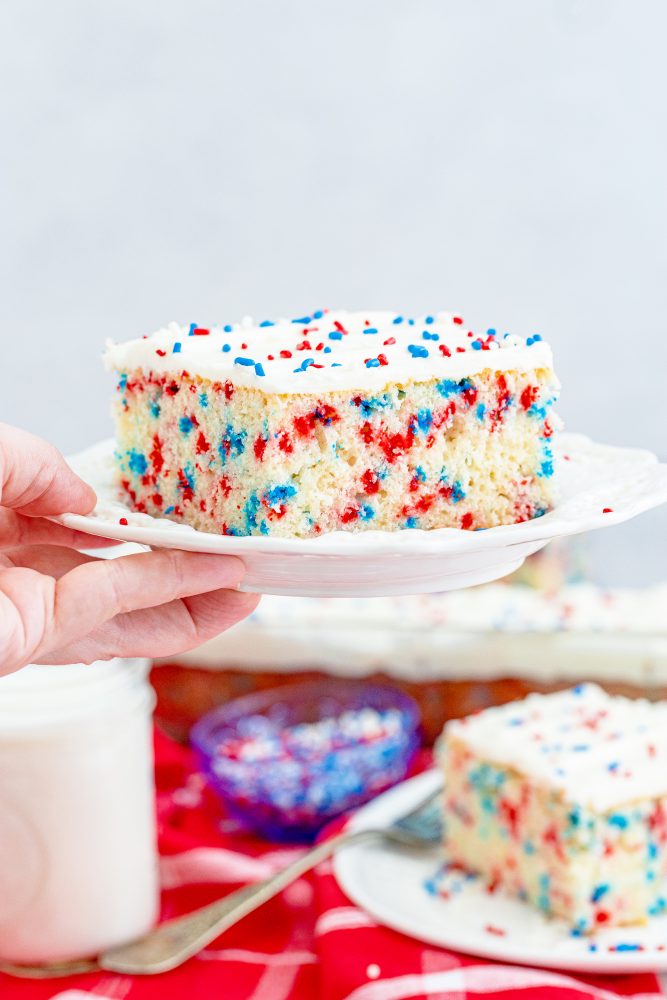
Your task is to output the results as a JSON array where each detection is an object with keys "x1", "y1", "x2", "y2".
[
  {"x1": 103, "y1": 310, "x2": 554, "y2": 393},
  {"x1": 445, "y1": 684, "x2": 667, "y2": 812},
  {"x1": 154, "y1": 583, "x2": 667, "y2": 684}
]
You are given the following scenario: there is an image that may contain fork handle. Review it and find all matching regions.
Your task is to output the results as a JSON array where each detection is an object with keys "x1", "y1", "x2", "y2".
[{"x1": 100, "y1": 827, "x2": 379, "y2": 975}]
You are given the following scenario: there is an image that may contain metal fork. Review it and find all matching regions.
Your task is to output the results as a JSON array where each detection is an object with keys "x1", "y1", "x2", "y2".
[{"x1": 0, "y1": 782, "x2": 443, "y2": 979}]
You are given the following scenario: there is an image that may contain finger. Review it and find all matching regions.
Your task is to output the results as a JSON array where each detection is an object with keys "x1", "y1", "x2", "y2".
[
  {"x1": 0, "y1": 423, "x2": 96, "y2": 516},
  {"x1": 36, "y1": 588, "x2": 260, "y2": 665},
  {"x1": 0, "y1": 509, "x2": 120, "y2": 551},
  {"x1": 4, "y1": 545, "x2": 96, "y2": 580},
  {"x1": 0, "y1": 551, "x2": 249, "y2": 675},
  {"x1": 42, "y1": 550, "x2": 248, "y2": 660}
]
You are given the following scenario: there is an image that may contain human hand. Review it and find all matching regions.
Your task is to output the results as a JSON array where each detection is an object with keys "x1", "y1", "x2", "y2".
[{"x1": 0, "y1": 423, "x2": 259, "y2": 676}]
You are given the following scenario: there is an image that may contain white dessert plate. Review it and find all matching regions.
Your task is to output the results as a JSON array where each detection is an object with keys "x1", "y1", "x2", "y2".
[
  {"x1": 57, "y1": 433, "x2": 667, "y2": 597},
  {"x1": 335, "y1": 769, "x2": 667, "y2": 975}
]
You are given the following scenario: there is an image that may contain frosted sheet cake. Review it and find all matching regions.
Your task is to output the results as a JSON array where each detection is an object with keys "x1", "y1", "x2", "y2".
[
  {"x1": 441, "y1": 684, "x2": 667, "y2": 931},
  {"x1": 103, "y1": 310, "x2": 559, "y2": 537}
]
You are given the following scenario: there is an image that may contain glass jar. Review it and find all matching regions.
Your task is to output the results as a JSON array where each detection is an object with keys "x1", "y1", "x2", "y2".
[{"x1": 0, "y1": 659, "x2": 158, "y2": 964}]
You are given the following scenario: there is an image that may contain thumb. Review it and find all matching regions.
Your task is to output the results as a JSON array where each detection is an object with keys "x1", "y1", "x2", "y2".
[{"x1": 0, "y1": 423, "x2": 96, "y2": 517}]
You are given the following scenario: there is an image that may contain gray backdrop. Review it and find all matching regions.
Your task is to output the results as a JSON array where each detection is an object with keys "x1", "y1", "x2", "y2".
[{"x1": 1, "y1": 0, "x2": 665, "y2": 585}]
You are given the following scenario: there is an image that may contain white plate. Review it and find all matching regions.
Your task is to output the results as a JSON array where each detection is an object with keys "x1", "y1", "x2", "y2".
[
  {"x1": 58, "y1": 433, "x2": 667, "y2": 597},
  {"x1": 335, "y1": 770, "x2": 667, "y2": 974}
]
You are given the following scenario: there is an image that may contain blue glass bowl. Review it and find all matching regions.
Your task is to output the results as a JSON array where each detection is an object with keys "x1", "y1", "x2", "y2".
[{"x1": 191, "y1": 680, "x2": 421, "y2": 842}]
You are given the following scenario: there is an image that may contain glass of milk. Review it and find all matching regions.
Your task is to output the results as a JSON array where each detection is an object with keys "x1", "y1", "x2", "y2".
[{"x1": 0, "y1": 658, "x2": 159, "y2": 964}]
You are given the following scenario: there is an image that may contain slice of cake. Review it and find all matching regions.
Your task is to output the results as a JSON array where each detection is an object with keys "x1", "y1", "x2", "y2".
[
  {"x1": 441, "y1": 684, "x2": 667, "y2": 932},
  {"x1": 103, "y1": 310, "x2": 559, "y2": 538}
]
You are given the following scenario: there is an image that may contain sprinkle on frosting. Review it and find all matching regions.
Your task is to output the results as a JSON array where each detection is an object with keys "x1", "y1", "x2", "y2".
[
  {"x1": 446, "y1": 684, "x2": 667, "y2": 812},
  {"x1": 104, "y1": 309, "x2": 554, "y2": 394}
]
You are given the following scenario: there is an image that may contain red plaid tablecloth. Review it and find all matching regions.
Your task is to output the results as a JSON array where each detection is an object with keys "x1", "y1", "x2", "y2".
[{"x1": 1, "y1": 730, "x2": 664, "y2": 1000}]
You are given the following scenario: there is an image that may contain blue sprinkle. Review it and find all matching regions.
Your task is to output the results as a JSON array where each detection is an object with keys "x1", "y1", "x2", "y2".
[
  {"x1": 323, "y1": 346, "x2": 332, "y2": 353},
  {"x1": 244, "y1": 492, "x2": 260, "y2": 530},
  {"x1": 173, "y1": 342, "x2": 182, "y2": 353},
  {"x1": 591, "y1": 884, "x2": 609, "y2": 903},
  {"x1": 218, "y1": 424, "x2": 247, "y2": 465},
  {"x1": 199, "y1": 392, "x2": 208, "y2": 408},
  {"x1": 164, "y1": 505, "x2": 175, "y2": 514},
  {"x1": 118, "y1": 373, "x2": 128, "y2": 391},
  {"x1": 487, "y1": 328, "x2": 497, "y2": 336},
  {"x1": 359, "y1": 504, "x2": 375, "y2": 521},
  {"x1": 405, "y1": 517, "x2": 418, "y2": 528},
  {"x1": 234, "y1": 356, "x2": 255, "y2": 367},
  {"x1": 413, "y1": 408, "x2": 432, "y2": 434},
  {"x1": 292, "y1": 315, "x2": 311, "y2": 324},
  {"x1": 423, "y1": 330, "x2": 439, "y2": 341},
  {"x1": 294, "y1": 357, "x2": 315, "y2": 372},
  {"x1": 451, "y1": 481, "x2": 465, "y2": 503},
  {"x1": 471, "y1": 340, "x2": 483, "y2": 350},
  {"x1": 265, "y1": 483, "x2": 298, "y2": 507},
  {"x1": 222, "y1": 344, "x2": 231, "y2": 353},
  {"x1": 425, "y1": 315, "x2": 434, "y2": 324},
  {"x1": 573, "y1": 684, "x2": 586, "y2": 695},
  {"x1": 363, "y1": 327, "x2": 378, "y2": 335},
  {"x1": 259, "y1": 320, "x2": 274, "y2": 327},
  {"x1": 408, "y1": 344, "x2": 429, "y2": 358},
  {"x1": 392, "y1": 316, "x2": 404, "y2": 325},
  {"x1": 608, "y1": 814, "x2": 629, "y2": 829},
  {"x1": 607, "y1": 761, "x2": 619, "y2": 772},
  {"x1": 613, "y1": 943, "x2": 642, "y2": 952},
  {"x1": 255, "y1": 363, "x2": 266, "y2": 377},
  {"x1": 649, "y1": 842, "x2": 659, "y2": 859},
  {"x1": 188, "y1": 323, "x2": 197, "y2": 336},
  {"x1": 436, "y1": 377, "x2": 474, "y2": 399},
  {"x1": 179, "y1": 416, "x2": 194, "y2": 435},
  {"x1": 365, "y1": 358, "x2": 380, "y2": 368},
  {"x1": 313, "y1": 310, "x2": 324, "y2": 319},
  {"x1": 127, "y1": 450, "x2": 148, "y2": 476},
  {"x1": 408, "y1": 318, "x2": 415, "y2": 325},
  {"x1": 476, "y1": 403, "x2": 486, "y2": 422},
  {"x1": 223, "y1": 324, "x2": 233, "y2": 333},
  {"x1": 332, "y1": 363, "x2": 342, "y2": 367},
  {"x1": 329, "y1": 331, "x2": 343, "y2": 340},
  {"x1": 149, "y1": 400, "x2": 160, "y2": 418}
]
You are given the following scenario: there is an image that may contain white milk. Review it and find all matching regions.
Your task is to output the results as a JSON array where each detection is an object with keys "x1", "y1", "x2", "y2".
[{"x1": 0, "y1": 659, "x2": 159, "y2": 964}]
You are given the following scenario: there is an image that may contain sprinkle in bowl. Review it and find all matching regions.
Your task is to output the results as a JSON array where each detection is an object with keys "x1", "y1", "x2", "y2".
[{"x1": 191, "y1": 680, "x2": 421, "y2": 842}]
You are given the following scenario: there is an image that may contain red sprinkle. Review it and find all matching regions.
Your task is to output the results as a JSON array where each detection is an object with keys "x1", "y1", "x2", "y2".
[
  {"x1": 193, "y1": 327, "x2": 210, "y2": 336},
  {"x1": 453, "y1": 316, "x2": 463, "y2": 325},
  {"x1": 383, "y1": 336, "x2": 396, "y2": 346},
  {"x1": 119, "y1": 517, "x2": 128, "y2": 525},
  {"x1": 439, "y1": 344, "x2": 451, "y2": 357},
  {"x1": 484, "y1": 925, "x2": 506, "y2": 937},
  {"x1": 602, "y1": 507, "x2": 613, "y2": 514}
]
